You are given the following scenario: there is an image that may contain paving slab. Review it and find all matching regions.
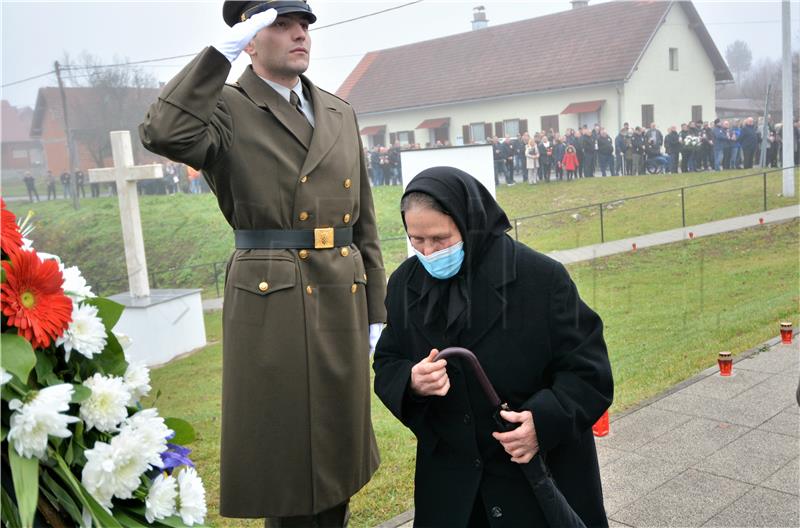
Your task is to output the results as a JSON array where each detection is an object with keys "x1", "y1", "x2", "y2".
[
  {"x1": 600, "y1": 453, "x2": 685, "y2": 515},
  {"x1": 760, "y1": 409, "x2": 800, "y2": 438},
  {"x1": 695, "y1": 429, "x2": 798, "y2": 485},
  {"x1": 636, "y1": 417, "x2": 750, "y2": 469},
  {"x1": 702, "y1": 486, "x2": 799, "y2": 527},
  {"x1": 596, "y1": 407, "x2": 693, "y2": 452},
  {"x1": 611, "y1": 469, "x2": 751, "y2": 528},
  {"x1": 595, "y1": 443, "x2": 627, "y2": 467},
  {"x1": 760, "y1": 457, "x2": 800, "y2": 496},
  {"x1": 652, "y1": 388, "x2": 786, "y2": 428},
  {"x1": 735, "y1": 344, "x2": 799, "y2": 374},
  {"x1": 681, "y1": 369, "x2": 771, "y2": 400}
]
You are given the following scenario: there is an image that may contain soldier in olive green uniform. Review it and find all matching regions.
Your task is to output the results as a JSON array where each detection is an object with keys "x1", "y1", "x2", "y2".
[{"x1": 139, "y1": 2, "x2": 386, "y2": 525}]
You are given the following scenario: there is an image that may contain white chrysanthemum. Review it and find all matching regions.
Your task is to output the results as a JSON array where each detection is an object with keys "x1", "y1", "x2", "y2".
[
  {"x1": 123, "y1": 409, "x2": 171, "y2": 468},
  {"x1": 80, "y1": 374, "x2": 131, "y2": 433},
  {"x1": 56, "y1": 303, "x2": 107, "y2": 361},
  {"x1": 176, "y1": 467, "x2": 207, "y2": 526},
  {"x1": 20, "y1": 237, "x2": 34, "y2": 252},
  {"x1": 7, "y1": 384, "x2": 79, "y2": 459},
  {"x1": 82, "y1": 430, "x2": 150, "y2": 508},
  {"x1": 123, "y1": 362, "x2": 151, "y2": 405},
  {"x1": 61, "y1": 265, "x2": 96, "y2": 303},
  {"x1": 145, "y1": 473, "x2": 177, "y2": 523},
  {"x1": 36, "y1": 251, "x2": 62, "y2": 266},
  {"x1": 114, "y1": 331, "x2": 133, "y2": 351},
  {"x1": 0, "y1": 368, "x2": 11, "y2": 385}
]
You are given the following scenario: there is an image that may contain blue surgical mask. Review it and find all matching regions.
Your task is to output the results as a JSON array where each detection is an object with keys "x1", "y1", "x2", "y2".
[{"x1": 414, "y1": 241, "x2": 464, "y2": 280}]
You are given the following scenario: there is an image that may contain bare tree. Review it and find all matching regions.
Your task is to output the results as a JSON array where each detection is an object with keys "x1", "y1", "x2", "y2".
[
  {"x1": 725, "y1": 40, "x2": 753, "y2": 84},
  {"x1": 740, "y1": 53, "x2": 800, "y2": 120},
  {"x1": 60, "y1": 51, "x2": 160, "y2": 167}
]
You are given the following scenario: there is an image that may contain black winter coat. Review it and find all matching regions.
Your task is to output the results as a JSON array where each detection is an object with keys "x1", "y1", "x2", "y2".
[{"x1": 374, "y1": 234, "x2": 613, "y2": 527}]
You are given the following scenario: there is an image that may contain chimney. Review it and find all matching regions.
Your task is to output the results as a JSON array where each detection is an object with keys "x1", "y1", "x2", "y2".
[
  {"x1": 471, "y1": 6, "x2": 488, "y2": 30},
  {"x1": 571, "y1": 0, "x2": 589, "y2": 9}
]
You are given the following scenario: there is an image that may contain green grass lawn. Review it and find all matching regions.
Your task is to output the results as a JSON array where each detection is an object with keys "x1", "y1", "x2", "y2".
[
  {"x1": 146, "y1": 218, "x2": 799, "y2": 527},
  {"x1": 6, "y1": 168, "x2": 798, "y2": 297}
]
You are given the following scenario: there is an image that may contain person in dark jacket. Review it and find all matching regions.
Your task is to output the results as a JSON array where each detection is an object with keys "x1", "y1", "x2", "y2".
[
  {"x1": 538, "y1": 136, "x2": 554, "y2": 182},
  {"x1": 374, "y1": 167, "x2": 612, "y2": 528},
  {"x1": 596, "y1": 129, "x2": 614, "y2": 177},
  {"x1": 614, "y1": 126, "x2": 628, "y2": 176},
  {"x1": 739, "y1": 117, "x2": 759, "y2": 169},
  {"x1": 580, "y1": 132, "x2": 596, "y2": 178},
  {"x1": 664, "y1": 126, "x2": 681, "y2": 173},
  {"x1": 553, "y1": 136, "x2": 566, "y2": 181}
]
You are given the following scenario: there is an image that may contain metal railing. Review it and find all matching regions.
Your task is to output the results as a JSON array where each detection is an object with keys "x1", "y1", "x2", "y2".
[{"x1": 93, "y1": 166, "x2": 797, "y2": 297}]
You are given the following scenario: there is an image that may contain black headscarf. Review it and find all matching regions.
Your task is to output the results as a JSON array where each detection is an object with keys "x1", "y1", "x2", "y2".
[{"x1": 402, "y1": 167, "x2": 511, "y2": 341}]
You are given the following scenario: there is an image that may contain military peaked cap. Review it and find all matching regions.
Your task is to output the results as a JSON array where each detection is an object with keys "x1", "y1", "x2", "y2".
[{"x1": 222, "y1": 0, "x2": 316, "y2": 27}]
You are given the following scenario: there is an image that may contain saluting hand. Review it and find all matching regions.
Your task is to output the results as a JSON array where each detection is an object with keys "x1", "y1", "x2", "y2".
[
  {"x1": 492, "y1": 410, "x2": 539, "y2": 464},
  {"x1": 410, "y1": 349, "x2": 450, "y2": 397},
  {"x1": 214, "y1": 8, "x2": 278, "y2": 62}
]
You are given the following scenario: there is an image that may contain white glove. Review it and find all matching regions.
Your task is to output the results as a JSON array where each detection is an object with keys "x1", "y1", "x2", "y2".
[
  {"x1": 213, "y1": 8, "x2": 278, "y2": 63},
  {"x1": 369, "y1": 323, "x2": 384, "y2": 357}
]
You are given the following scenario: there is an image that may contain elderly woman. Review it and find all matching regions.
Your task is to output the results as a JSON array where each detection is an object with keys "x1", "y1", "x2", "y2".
[{"x1": 373, "y1": 167, "x2": 613, "y2": 527}]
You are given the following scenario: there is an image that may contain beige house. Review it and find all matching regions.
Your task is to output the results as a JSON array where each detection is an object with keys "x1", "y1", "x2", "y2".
[{"x1": 337, "y1": 0, "x2": 732, "y2": 148}]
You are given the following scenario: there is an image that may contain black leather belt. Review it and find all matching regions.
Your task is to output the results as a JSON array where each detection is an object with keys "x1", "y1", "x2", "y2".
[{"x1": 235, "y1": 227, "x2": 353, "y2": 249}]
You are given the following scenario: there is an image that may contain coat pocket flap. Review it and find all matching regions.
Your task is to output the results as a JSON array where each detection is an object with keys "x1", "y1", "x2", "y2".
[
  {"x1": 232, "y1": 259, "x2": 297, "y2": 297},
  {"x1": 353, "y1": 249, "x2": 368, "y2": 285}
]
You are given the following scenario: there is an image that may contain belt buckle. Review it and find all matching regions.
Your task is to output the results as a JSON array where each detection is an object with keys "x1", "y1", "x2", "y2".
[{"x1": 314, "y1": 227, "x2": 334, "y2": 249}]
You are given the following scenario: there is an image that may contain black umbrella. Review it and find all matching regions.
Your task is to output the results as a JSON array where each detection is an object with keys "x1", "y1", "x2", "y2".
[{"x1": 435, "y1": 347, "x2": 587, "y2": 528}]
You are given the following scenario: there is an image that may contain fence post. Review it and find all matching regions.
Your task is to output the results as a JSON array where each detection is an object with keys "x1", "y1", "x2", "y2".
[
  {"x1": 213, "y1": 262, "x2": 221, "y2": 297},
  {"x1": 599, "y1": 204, "x2": 605, "y2": 243},
  {"x1": 151, "y1": 271, "x2": 158, "y2": 289},
  {"x1": 681, "y1": 187, "x2": 686, "y2": 227},
  {"x1": 763, "y1": 172, "x2": 768, "y2": 211}
]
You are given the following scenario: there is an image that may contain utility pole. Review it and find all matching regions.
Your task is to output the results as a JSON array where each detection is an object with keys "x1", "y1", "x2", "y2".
[
  {"x1": 54, "y1": 60, "x2": 80, "y2": 210},
  {"x1": 781, "y1": 0, "x2": 795, "y2": 197}
]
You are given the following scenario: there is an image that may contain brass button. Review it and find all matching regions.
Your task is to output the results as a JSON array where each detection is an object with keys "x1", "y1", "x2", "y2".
[
  {"x1": 300, "y1": 175, "x2": 308, "y2": 183},
  {"x1": 258, "y1": 281, "x2": 269, "y2": 292},
  {"x1": 343, "y1": 178, "x2": 352, "y2": 189},
  {"x1": 343, "y1": 213, "x2": 351, "y2": 224},
  {"x1": 299, "y1": 249, "x2": 309, "y2": 259},
  {"x1": 340, "y1": 247, "x2": 350, "y2": 257},
  {"x1": 351, "y1": 284, "x2": 358, "y2": 294},
  {"x1": 306, "y1": 285, "x2": 313, "y2": 295},
  {"x1": 299, "y1": 211, "x2": 309, "y2": 221}
]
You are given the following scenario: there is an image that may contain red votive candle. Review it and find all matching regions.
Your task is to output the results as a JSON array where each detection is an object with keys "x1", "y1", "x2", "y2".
[
  {"x1": 780, "y1": 322, "x2": 793, "y2": 344},
  {"x1": 718, "y1": 351, "x2": 733, "y2": 376},
  {"x1": 592, "y1": 410, "x2": 609, "y2": 437}
]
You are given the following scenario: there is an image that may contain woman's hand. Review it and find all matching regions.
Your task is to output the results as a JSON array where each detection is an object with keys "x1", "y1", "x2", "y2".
[
  {"x1": 491, "y1": 410, "x2": 539, "y2": 464},
  {"x1": 410, "y1": 349, "x2": 450, "y2": 397}
]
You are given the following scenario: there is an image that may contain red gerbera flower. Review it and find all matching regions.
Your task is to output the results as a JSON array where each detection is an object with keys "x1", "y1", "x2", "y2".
[
  {"x1": 1, "y1": 198, "x2": 23, "y2": 258},
  {"x1": 1, "y1": 249, "x2": 72, "y2": 349}
]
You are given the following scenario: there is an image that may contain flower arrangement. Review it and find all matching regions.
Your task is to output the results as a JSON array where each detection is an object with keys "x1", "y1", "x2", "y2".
[{"x1": 1, "y1": 198, "x2": 207, "y2": 527}]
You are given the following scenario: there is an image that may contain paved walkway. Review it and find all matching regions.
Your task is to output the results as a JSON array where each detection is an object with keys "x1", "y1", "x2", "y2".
[
  {"x1": 202, "y1": 205, "x2": 799, "y2": 313},
  {"x1": 380, "y1": 334, "x2": 800, "y2": 528}
]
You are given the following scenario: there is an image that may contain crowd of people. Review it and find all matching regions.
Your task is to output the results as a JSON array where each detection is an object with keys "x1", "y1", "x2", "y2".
[
  {"x1": 363, "y1": 117, "x2": 799, "y2": 188},
  {"x1": 18, "y1": 161, "x2": 208, "y2": 203}
]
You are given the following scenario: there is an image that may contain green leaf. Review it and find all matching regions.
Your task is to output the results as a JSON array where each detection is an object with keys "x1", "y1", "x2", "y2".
[
  {"x1": 1, "y1": 484, "x2": 22, "y2": 528},
  {"x1": 34, "y1": 349, "x2": 59, "y2": 386},
  {"x1": 41, "y1": 470, "x2": 84, "y2": 526},
  {"x1": 114, "y1": 507, "x2": 150, "y2": 527},
  {"x1": 1, "y1": 425, "x2": 7, "y2": 442},
  {"x1": 52, "y1": 452, "x2": 123, "y2": 528},
  {"x1": 8, "y1": 442, "x2": 39, "y2": 528},
  {"x1": 84, "y1": 297, "x2": 125, "y2": 331},
  {"x1": 70, "y1": 384, "x2": 92, "y2": 403},
  {"x1": 164, "y1": 418, "x2": 196, "y2": 445},
  {"x1": 94, "y1": 331, "x2": 127, "y2": 377},
  {"x1": 0, "y1": 333, "x2": 36, "y2": 382}
]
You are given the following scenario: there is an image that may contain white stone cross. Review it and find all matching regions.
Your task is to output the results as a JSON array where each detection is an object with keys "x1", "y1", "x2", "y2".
[{"x1": 89, "y1": 130, "x2": 163, "y2": 298}]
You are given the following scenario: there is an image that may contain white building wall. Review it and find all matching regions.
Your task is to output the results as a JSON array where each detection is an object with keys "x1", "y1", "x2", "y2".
[
  {"x1": 357, "y1": 84, "x2": 622, "y2": 146},
  {"x1": 623, "y1": 3, "x2": 717, "y2": 128}
]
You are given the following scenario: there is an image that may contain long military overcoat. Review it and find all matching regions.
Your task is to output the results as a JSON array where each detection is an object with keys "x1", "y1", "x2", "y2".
[{"x1": 139, "y1": 47, "x2": 386, "y2": 518}]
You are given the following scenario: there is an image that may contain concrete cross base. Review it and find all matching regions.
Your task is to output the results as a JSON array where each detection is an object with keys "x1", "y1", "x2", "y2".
[{"x1": 108, "y1": 289, "x2": 206, "y2": 367}]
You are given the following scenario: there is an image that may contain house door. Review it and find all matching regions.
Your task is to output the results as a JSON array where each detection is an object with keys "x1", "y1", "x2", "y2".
[{"x1": 578, "y1": 111, "x2": 600, "y2": 129}]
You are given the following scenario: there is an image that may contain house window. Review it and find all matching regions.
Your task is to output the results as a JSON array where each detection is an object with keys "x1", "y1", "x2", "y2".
[
  {"x1": 470, "y1": 122, "x2": 487, "y2": 143},
  {"x1": 503, "y1": 119, "x2": 520, "y2": 137},
  {"x1": 692, "y1": 105, "x2": 703, "y2": 123},
  {"x1": 396, "y1": 131, "x2": 415, "y2": 146},
  {"x1": 540, "y1": 115, "x2": 560, "y2": 133},
  {"x1": 669, "y1": 48, "x2": 679, "y2": 71},
  {"x1": 12, "y1": 149, "x2": 27, "y2": 159},
  {"x1": 641, "y1": 104, "x2": 654, "y2": 128}
]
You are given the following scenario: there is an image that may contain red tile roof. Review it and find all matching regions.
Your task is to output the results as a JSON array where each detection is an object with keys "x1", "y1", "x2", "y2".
[
  {"x1": 1, "y1": 100, "x2": 35, "y2": 141},
  {"x1": 337, "y1": 1, "x2": 731, "y2": 115}
]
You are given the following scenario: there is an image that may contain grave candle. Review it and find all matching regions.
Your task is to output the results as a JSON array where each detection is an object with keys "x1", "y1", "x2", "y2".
[
  {"x1": 780, "y1": 322, "x2": 792, "y2": 345},
  {"x1": 718, "y1": 351, "x2": 732, "y2": 376}
]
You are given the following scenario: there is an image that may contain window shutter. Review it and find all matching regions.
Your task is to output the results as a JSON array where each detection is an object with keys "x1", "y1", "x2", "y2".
[
  {"x1": 389, "y1": 132, "x2": 396, "y2": 144},
  {"x1": 520, "y1": 119, "x2": 528, "y2": 134},
  {"x1": 495, "y1": 121, "x2": 504, "y2": 137},
  {"x1": 484, "y1": 123, "x2": 493, "y2": 138},
  {"x1": 462, "y1": 125, "x2": 471, "y2": 144}
]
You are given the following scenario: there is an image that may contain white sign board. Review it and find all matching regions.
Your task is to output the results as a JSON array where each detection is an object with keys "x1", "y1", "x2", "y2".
[{"x1": 399, "y1": 145, "x2": 496, "y2": 257}]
